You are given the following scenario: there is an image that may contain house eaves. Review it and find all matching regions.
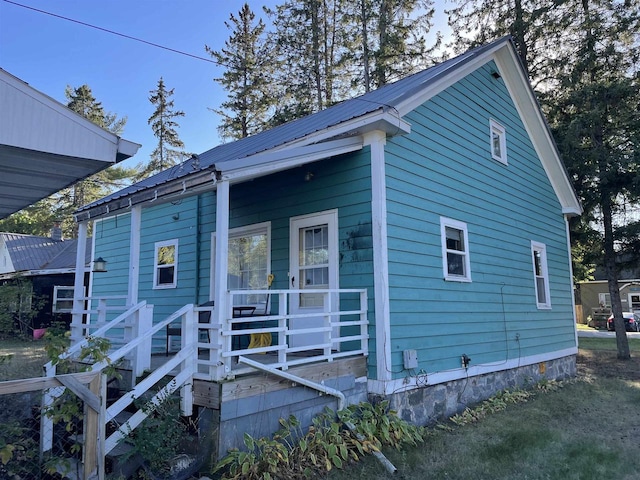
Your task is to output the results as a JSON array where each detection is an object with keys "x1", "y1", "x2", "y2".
[{"x1": 0, "y1": 69, "x2": 141, "y2": 219}]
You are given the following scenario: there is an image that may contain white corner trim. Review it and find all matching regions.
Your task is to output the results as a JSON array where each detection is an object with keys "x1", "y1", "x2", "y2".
[
  {"x1": 367, "y1": 347, "x2": 578, "y2": 395},
  {"x1": 365, "y1": 130, "x2": 392, "y2": 382}
]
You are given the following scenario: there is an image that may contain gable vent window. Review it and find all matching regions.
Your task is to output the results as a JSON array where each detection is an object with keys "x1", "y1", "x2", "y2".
[
  {"x1": 490, "y1": 119, "x2": 507, "y2": 164},
  {"x1": 440, "y1": 217, "x2": 471, "y2": 282}
]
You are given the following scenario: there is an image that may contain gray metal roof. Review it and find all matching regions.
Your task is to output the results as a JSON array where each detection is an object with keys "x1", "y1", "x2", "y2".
[
  {"x1": 77, "y1": 38, "x2": 510, "y2": 215},
  {"x1": 1, "y1": 233, "x2": 91, "y2": 272}
]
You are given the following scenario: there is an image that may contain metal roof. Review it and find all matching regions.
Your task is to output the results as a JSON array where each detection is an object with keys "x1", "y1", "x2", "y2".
[
  {"x1": 0, "y1": 68, "x2": 140, "y2": 220},
  {"x1": 77, "y1": 38, "x2": 505, "y2": 215},
  {"x1": 0, "y1": 233, "x2": 91, "y2": 273}
]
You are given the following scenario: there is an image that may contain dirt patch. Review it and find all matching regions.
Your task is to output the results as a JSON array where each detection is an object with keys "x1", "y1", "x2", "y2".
[{"x1": 577, "y1": 348, "x2": 640, "y2": 381}]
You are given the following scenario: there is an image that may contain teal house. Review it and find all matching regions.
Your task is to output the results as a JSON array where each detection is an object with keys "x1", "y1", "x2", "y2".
[{"x1": 66, "y1": 37, "x2": 581, "y2": 459}]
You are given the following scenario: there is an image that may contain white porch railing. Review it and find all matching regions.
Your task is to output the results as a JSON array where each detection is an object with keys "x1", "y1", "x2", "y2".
[
  {"x1": 200, "y1": 288, "x2": 369, "y2": 380},
  {"x1": 42, "y1": 301, "x2": 198, "y2": 466}
]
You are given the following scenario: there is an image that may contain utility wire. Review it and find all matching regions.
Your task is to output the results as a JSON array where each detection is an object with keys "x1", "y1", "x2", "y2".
[{"x1": 2, "y1": 0, "x2": 223, "y2": 66}]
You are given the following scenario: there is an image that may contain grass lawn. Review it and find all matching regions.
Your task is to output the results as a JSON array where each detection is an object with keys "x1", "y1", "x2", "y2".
[
  {"x1": 0, "y1": 337, "x2": 48, "y2": 381},
  {"x1": 330, "y1": 335, "x2": 640, "y2": 480}
]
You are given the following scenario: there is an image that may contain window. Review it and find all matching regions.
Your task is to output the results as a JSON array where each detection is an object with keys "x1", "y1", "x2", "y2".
[
  {"x1": 154, "y1": 239, "x2": 178, "y2": 289},
  {"x1": 441, "y1": 217, "x2": 471, "y2": 282},
  {"x1": 531, "y1": 241, "x2": 551, "y2": 308},
  {"x1": 490, "y1": 119, "x2": 507, "y2": 164},
  {"x1": 213, "y1": 222, "x2": 271, "y2": 308},
  {"x1": 52, "y1": 286, "x2": 75, "y2": 313},
  {"x1": 598, "y1": 292, "x2": 611, "y2": 308}
]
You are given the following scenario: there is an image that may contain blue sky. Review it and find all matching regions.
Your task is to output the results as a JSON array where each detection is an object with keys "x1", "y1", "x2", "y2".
[{"x1": 0, "y1": 0, "x2": 449, "y2": 170}]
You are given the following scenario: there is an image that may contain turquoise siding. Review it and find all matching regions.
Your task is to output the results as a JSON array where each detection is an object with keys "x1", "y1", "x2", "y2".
[
  {"x1": 92, "y1": 214, "x2": 131, "y2": 300},
  {"x1": 383, "y1": 61, "x2": 574, "y2": 376},
  {"x1": 91, "y1": 150, "x2": 375, "y2": 353}
]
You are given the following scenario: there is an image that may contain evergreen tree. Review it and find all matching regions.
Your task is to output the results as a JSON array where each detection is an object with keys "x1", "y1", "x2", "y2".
[
  {"x1": 138, "y1": 77, "x2": 187, "y2": 178},
  {"x1": 544, "y1": 0, "x2": 640, "y2": 359},
  {"x1": 446, "y1": 0, "x2": 640, "y2": 359},
  {"x1": 61, "y1": 85, "x2": 135, "y2": 237},
  {"x1": 206, "y1": 3, "x2": 274, "y2": 140}
]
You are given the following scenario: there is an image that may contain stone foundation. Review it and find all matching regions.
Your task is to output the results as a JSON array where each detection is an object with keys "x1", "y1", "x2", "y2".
[{"x1": 384, "y1": 355, "x2": 576, "y2": 426}]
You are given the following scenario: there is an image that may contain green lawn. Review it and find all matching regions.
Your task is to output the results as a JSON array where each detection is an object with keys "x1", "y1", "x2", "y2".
[
  {"x1": 330, "y1": 336, "x2": 640, "y2": 480},
  {"x1": 0, "y1": 338, "x2": 48, "y2": 381}
]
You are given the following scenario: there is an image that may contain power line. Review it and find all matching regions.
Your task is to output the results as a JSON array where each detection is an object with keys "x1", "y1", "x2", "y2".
[{"x1": 2, "y1": 0, "x2": 224, "y2": 66}]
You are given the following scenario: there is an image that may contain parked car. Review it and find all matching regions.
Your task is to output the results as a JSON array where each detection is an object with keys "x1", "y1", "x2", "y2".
[{"x1": 607, "y1": 312, "x2": 640, "y2": 332}]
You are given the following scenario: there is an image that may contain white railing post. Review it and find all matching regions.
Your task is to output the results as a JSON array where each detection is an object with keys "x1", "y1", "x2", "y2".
[
  {"x1": 40, "y1": 363, "x2": 56, "y2": 454},
  {"x1": 222, "y1": 294, "x2": 234, "y2": 376},
  {"x1": 130, "y1": 304, "x2": 153, "y2": 379},
  {"x1": 278, "y1": 293, "x2": 288, "y2": 368},
  {"x1": 180, "y1": 306, "x2": 196, "y2": 415},
  {"x1": 96, "y1": 298, "x2": 107, "y2": 330},
  {"x1": 360, "y1": 290, "x2": 368, "y2": 354},
  {"x1": 324, "y1": 292, "x2": 332, "y2": 360}
]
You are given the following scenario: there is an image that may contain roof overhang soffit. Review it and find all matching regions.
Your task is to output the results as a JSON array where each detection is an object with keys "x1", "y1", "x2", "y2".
[
  {"x1": 74, "y1": 167, "x2": 219, "y2": 223},
  {"x1": 273, "y1": 109, "x2": 411, "y2": 152},
  {"x1": 220, "y1": 136, "x2": 365, "y2": 183},
  {"x1": 75, "y1": 137, "x2": 365, "y2": 223},
  {"x1": 492, "y1": 47, "x2": 582, "y2": 217}
]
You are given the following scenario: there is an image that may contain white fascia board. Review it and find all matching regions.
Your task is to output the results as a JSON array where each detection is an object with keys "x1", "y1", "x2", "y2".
[
  {"x1": 221, "y1": 136, "x2": 365, "y2": 182},
  {"x1": 394, "y1": 41, "x2": 510, "y2": 117},
  {"x1": 493, "y1": 47, "x2": 582, "y2": 216},
  {"x1": 272, "y1": 110, "x2": 411, "y2": 153},
  {"x1": 368, "y1": 346, "x2": 578, "y2": 395},
  {"x1": 1, "y1": 69, "x2": 140, "y2": 162}
]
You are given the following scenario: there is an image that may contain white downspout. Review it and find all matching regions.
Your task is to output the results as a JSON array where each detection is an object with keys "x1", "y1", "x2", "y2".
[{"x1": 71, "y1": 221, "x2": 88, "y2": 345}]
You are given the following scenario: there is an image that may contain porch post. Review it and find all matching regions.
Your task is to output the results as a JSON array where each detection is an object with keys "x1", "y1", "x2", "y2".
[
  {"x1": 214, "y1": 179, "x2": 230, "y2": 379},
  {"x1": 71, "y1": 221, "x2": 88, "y2": 344},
  {"x1": 365, "y1": 130, "x2": 392, "y2": 384},
  {"x1": 127, "y1": 205, "x2": 141, "y2": 306}
]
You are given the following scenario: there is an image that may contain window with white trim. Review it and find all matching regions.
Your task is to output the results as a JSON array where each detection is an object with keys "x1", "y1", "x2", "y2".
[
  {"x1": 154, "y1": 239, "x2": 178, "y2": 289},
  {"x1": 531, "y1": 241, "x2": 551, "y2": 308},
  {"x1": 212, "y1": 222, "x2": 271, "y2": 309},
  {"x1": 441, "y1": 217, "x2": 471, "y2": 282},
  {"x1": 52, "y1": 286, "x2": 75, "y2": 313},
  {"x1": 490, "y1": 119, "x2": 507, "y2": 164}
]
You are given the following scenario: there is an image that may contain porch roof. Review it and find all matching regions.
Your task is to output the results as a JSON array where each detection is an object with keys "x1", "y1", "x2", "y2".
[{"x1": 0, "y1": 69, "x2": 140, "y2": 220}]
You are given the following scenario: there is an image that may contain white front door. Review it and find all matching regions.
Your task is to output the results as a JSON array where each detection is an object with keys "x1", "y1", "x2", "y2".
[{"x1": 289, "y1": 210, "x2": 339, "y2": 349}]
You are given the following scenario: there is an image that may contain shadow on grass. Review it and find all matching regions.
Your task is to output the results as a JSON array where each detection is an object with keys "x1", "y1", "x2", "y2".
[{"x1": 329, "y1": 347, "x2": 640, "y2": 480}]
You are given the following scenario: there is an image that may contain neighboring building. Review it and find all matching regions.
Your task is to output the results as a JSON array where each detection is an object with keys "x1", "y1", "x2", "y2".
[
  {"x1": 0, "y1": 232, "x2": 92, "y2": 330},
  {"x1": 576, "y1": 279, "x2": 640, "y2": 326},
  {"x1": 68, "y1": 37, "x2": 582, "y2": 459}
]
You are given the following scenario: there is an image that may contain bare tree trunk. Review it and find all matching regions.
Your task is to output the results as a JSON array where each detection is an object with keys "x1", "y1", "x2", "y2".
[
  {"x1": 361, "y1": 0, "x2": 371, "y2": 92},
  {"x1": 602, "y1": 195, "x2": 631, "y2": 359}
]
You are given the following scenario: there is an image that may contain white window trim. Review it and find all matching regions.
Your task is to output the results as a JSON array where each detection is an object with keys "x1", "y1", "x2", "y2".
[
  {"x1": 531, "y1": 240, "x2": 551, "y2": 309},
  {"x1": 210, "y1": 222, "x2": 271, "y2": 301},
  {"x1": 490, "y1": 119, "x2": 507, "y2": 164},
  {"x1": 153, "y1": 239, "x2": 178, "y2": 289},
  {"x1": 440, "y1": 217, "x2": 472, "y2": 282},
  {"x1": 52, "y1": 285, "x2": 76, "y2": 313}
]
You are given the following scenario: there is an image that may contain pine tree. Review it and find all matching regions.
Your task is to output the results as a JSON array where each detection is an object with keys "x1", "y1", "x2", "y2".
[
  {"x1": 446, "y1": 0, "x2": 640, "y2": 359},
  {"x1": 206, "y1": 3, "x2": 274, "y2": 140},
  {"x1": 138, "y1": 77, "x2": 187, "y2": 178},
  {"x1": 544, "y1": 0, "x2": 640, "y2": 359},
  {"x1": 60, "y1": 85, "x2": 135, "y2": 237}
]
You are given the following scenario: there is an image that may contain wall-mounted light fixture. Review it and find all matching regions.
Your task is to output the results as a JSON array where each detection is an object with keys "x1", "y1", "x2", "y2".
[
  {"x1": 93, "y1": 257, "x2": 108, "y2": 273},
  {"x1": 304, "y1": 171, "x2": 314, "y2": 182}
]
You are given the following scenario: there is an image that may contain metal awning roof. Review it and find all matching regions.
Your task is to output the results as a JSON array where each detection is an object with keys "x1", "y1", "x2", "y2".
[{"x1": 0, "y1": 68, "x2": 140, "y2": 219}]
